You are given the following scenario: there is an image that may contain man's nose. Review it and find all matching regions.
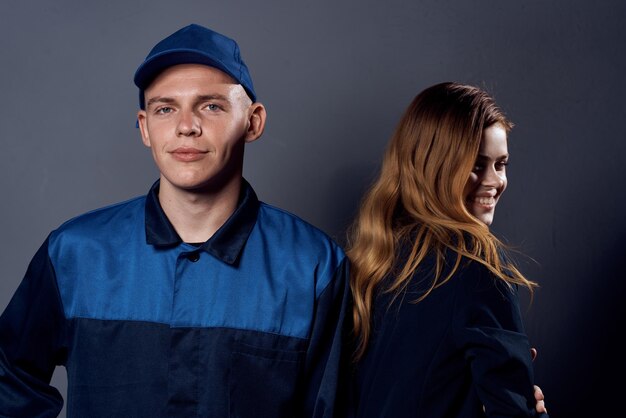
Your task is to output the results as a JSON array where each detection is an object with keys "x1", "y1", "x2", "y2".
[{"x1": 177, "y1": 110, "x2": 201, "y2": 137}]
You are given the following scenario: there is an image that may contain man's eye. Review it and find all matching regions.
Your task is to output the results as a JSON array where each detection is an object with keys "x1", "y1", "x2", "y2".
[
  {"x1": 206, "y1": 104, "x2": 220, "y2": 111},
  {"x1": 156, "y1": 107, "x2": 172, "y2": 114}
]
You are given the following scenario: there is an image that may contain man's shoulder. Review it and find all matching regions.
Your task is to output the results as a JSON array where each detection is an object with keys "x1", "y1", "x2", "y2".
[
  {"x1": 51, "y1": 194, "x2": 146, "y2": 240},
  {"x1": 256, "y1": 202, "x2": 339, "y2": 240},
  {"x1": 255, "y1": 202, "x2": 346, "y2": 266},
  {"x1": 254, "y1": 202, "x2": 347, "y2": 296}
]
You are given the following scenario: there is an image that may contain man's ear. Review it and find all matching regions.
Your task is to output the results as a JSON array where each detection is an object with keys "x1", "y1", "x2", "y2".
[
  {"x1": 137, "y1": 110, "x2": 151, "y2": 148},
  {"x1": 244, "y1": 102, "x2": 266, "y2": 144}
]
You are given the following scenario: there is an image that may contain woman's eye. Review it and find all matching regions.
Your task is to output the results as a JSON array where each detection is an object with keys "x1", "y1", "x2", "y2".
[{"x1": 495, "y1": 161, "x2": 509, "y2": 170}]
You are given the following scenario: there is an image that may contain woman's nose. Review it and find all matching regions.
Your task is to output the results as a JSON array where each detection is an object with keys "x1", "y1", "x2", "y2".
[{"x1": 481, "y1": 166, "x2": 505, "y2": 187}]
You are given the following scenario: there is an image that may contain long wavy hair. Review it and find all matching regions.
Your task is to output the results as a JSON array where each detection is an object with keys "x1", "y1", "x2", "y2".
[{"x1": 347, "y1": 82, "x2": 537, "y2": 361}]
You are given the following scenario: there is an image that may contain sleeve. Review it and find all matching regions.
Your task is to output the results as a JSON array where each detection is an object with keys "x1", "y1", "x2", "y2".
[
  {"x1": 0, "y1": 237, "x2": 67, "y2": 417},
  {"x1": 302, "y1": 257, "x2": 351, "y2": 418},
  {"x1": 452, "y1": 262, "x2": 549, "y2": 418}
]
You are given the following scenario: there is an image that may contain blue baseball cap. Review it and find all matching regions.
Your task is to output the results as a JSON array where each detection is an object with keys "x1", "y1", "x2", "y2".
[{"x1": 134, "y1": 24, "x2": 256, "y2": 109}]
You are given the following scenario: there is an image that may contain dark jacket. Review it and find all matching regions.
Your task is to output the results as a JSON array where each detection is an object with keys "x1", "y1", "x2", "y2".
[{"x1": 349, "y1": 246, "x2": 548, "y2": 418}]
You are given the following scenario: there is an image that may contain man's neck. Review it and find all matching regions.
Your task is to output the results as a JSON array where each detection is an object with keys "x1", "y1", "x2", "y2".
[{"x1": 157, "y1": 177, "x2": 242, "y2": 244}]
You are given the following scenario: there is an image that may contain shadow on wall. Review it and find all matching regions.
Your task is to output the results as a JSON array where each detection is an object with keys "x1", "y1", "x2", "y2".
[
  {"x1": 323, "y1": 162, "x2": 380, "y2": 247},
  {"x1": 553, "y1": 232, "x2": 626, "y2": 417}
]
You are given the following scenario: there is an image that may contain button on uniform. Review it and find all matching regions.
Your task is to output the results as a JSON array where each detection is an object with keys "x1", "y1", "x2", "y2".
[{"x1": 188, "y1": 251, "x2": 200, "y2": 262}]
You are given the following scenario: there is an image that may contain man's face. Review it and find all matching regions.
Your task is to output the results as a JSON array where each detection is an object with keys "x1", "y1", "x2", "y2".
[{"x1": 137, "y1": 64, "x2": 259, "y2": 193}]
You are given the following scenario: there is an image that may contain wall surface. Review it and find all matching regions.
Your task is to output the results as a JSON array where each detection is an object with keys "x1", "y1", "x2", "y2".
[{"x1": 1, "y1": 1, "x2": 624, "y2": 416}]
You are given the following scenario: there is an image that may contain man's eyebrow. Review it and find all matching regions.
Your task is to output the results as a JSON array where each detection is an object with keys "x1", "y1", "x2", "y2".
[
  {"x1": 196, "y1": 94, "x2": 230, "y2": 102},
  {"x1": 146, "y1": 94, "x2": 232, "y2": 108},
  {"x1": 195, "y1": 94, "x2": 235, "y2": 110},
  {"x1": 146, "y1": 96, "x2": 176, "y2": 107}
]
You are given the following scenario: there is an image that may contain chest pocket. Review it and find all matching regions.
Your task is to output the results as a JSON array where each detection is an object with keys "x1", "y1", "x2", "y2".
[{"x1": 228, "y1": 341, "x2": 305, "y2": 418}]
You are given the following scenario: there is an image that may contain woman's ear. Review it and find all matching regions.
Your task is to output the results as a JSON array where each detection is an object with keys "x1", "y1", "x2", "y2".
[{"x1": 244, "y1": 102, "x2": 266, "y2": 143}]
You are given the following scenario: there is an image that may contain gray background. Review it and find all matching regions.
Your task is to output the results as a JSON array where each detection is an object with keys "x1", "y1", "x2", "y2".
[{"x1": 1, "y1": 1, "x2": 624, "y2": 416}]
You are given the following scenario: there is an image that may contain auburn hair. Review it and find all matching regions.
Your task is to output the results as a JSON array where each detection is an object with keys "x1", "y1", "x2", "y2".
[{"x1": 347, "y1": 82, "x2": 537, "y2": 361}]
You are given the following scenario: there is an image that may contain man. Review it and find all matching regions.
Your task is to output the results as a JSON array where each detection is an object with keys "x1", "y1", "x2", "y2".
[{"x1": 0, "y1": 24, "x2": 349, "y2": 417}]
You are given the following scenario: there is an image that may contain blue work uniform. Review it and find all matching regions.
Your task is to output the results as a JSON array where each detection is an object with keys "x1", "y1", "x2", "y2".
[{"x1": 0, "y1": 179, "x2": 349, "y2": 418}]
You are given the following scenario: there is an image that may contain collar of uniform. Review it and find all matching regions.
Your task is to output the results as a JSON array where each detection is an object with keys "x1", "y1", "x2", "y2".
[{"x1": 144, "y1": 178, "x2": 260, "y2": 265}]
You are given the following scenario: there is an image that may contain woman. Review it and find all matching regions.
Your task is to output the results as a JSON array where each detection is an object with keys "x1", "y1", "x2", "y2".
[{"x1": 347, "y1": 82, "x2": 548, "y2": 417}]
